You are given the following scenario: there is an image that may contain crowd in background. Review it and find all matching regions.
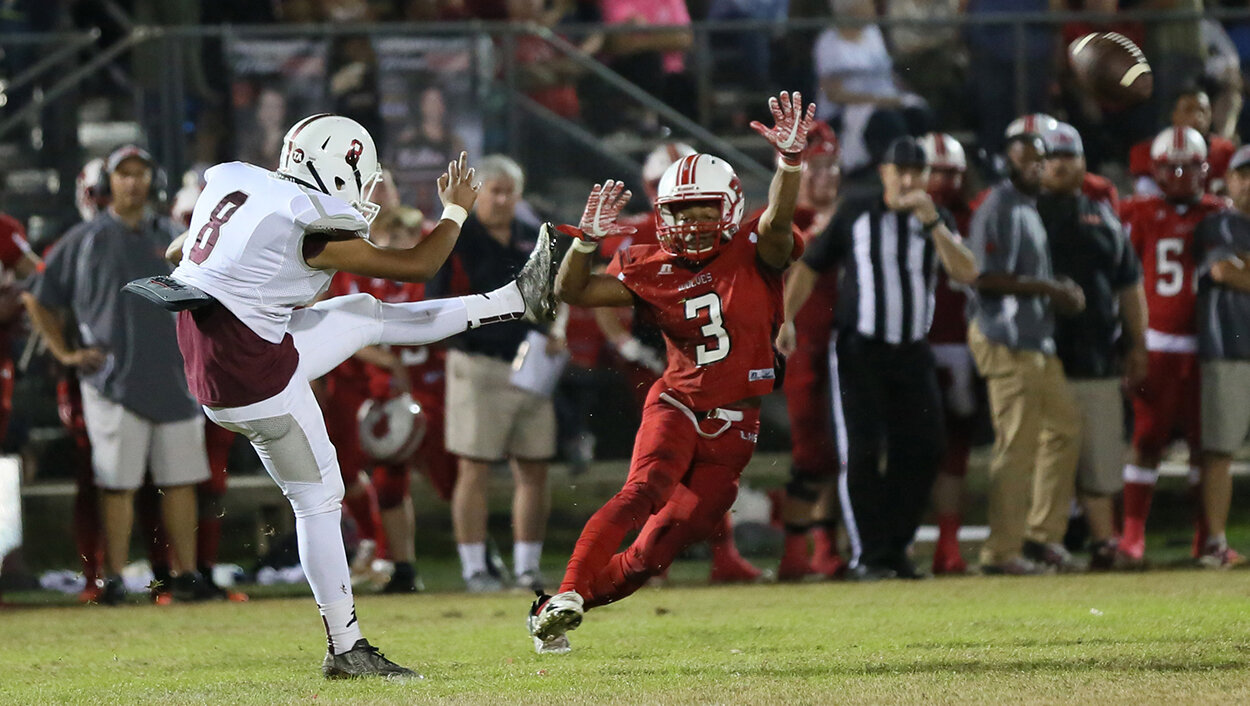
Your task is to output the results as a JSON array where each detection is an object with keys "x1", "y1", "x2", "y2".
[{"x1": 2, "y1": 1, "x2": 1250, "y2": 601}]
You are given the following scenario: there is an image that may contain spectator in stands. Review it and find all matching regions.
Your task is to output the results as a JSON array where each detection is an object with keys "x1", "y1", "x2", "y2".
[
  {"x1": 425, "y1": 155, "x2": 554, "y2": 593},
  {"x1": 814, "y1": 0, "x2": 930, "y2": 176},
  {"x1": 1038, "y1": 123, "x2": 1147, "y2": 571},
  {"x1": 22, "y1": 146, "x2": 212, "y2": 604},
  {"x1": 966, "y1": 133, "x2": 1085, "y2": 575},
  {"x1": 329, "y1": 36, "x2": 385, "y2": 153},
  {"x1": 586, "y1": 0, "x2": 694, "y2": 134},
  {"x1": 706, "y1": 0, "x2": 789, "y2": 90},
  {"x1": 1200, "y1": 16, "x2": 1243, "y2": 140},
  {"x1": 1141, "y1": 0, "x2": 1207, "y2": 131},
  {"x1": 884, "y1": 0, "x2": 967, "y2": 129},
  {"x1": 963, "y1": 0, "x2": 1060, "y2": 156},
  {"x1": 1193, "y1": 146, "x2": 1250, "y2": 568},
  {"x1": 1130, "y1": 85, "x2": 1237, "y2": 195}
]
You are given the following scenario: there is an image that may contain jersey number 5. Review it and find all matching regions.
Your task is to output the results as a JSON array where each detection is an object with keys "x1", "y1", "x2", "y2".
[
  {"x1": 1155, "y1": 237, "x2": 1185, "y2": 297},
  {"x1": 188, "y1": 191, "x2": 249, "y2": 264},
  {"x1": 685, "y1": 292, "x2": 730, "y2": 365}
]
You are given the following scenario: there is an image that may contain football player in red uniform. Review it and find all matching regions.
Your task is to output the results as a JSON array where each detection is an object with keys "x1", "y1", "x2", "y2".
[
  {"x1": 918, "y1": 132, "x2": 977, "y2": 575},
  {"x1": 1129, "y1": 86, "x2": 1235, "y2": 196},
  {"x1": 593, "y1": 141, "x2": 766, "y2": 586},
  {"x1": 772, "y1": 121, "x2": 845, "y2": 581},
  {"x1": 526, "y1": 91, "x2": 815, "y2": 654},
  {"x1": 1118, "y1": 126, "x2": 1225, "y2": 564},
  {"x1": 0, "y1": 213, "x2": 40, "y2": 443}
]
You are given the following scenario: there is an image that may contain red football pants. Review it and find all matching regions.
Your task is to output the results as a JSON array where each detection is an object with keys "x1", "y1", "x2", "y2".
[
  {"x1": 559, "y1": 382, "x2": 759, "y2": 609},
  {"x1": 782, "y1": 338, "x2": 838, "y2": 475}
]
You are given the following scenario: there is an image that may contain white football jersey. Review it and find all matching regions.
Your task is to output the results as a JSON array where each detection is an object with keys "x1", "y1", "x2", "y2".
[{"x1": 172, "y1": 161, "x2": 368, "y2": 343}]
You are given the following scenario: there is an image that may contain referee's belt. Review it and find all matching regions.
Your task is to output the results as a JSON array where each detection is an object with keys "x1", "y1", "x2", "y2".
[{"x1": 658, "y1": 392, "x2": 744, "y2": 439}]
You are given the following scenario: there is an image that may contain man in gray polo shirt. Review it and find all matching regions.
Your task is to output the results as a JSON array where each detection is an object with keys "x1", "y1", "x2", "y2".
[
  {"x1": 966, "y1": 132, "x2": 1085, "y2": 575},
  {"x1": 24, "y1": 145, "x2": 211, "y2": 603},
  {"x1": 1193, "y1": 146, "x2": 1250, "y2": 568}
]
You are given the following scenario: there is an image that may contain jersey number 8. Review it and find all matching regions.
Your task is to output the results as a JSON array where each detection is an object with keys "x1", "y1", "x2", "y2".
[
  {"x1": 684, "y1": 292, "x2": 730, "y2": 365},
  {"x1": 189, "y1": 191, "x2": 250, "y2": 264}
]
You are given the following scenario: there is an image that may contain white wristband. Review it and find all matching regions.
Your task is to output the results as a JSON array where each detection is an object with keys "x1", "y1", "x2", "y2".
[
  {"x1": 777, "y1": 155, "x2": 802, "y2": 172},
  {"x1": 440, "y1": 204, "x2": 469, "y2": 227},
  {"x1": 571, "y1": 238, "x2": 599, "y2": 253}
]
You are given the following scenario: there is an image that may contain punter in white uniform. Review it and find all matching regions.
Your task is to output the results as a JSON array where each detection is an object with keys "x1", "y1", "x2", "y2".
[{"x1": 163, "y1": 114, "x2": 558, "y2": 679}]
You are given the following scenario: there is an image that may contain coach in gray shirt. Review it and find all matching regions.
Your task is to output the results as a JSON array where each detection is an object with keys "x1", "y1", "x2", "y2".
[
  {"x1": 1193, "y1": 146, "x2": 1250, "y2": 567},
  {"x1": 966, "y1": 132, "x2": 1085, "y2": 575},
  {"x1": 24, "y1": 145, "x2": 210, "y2": 604}
]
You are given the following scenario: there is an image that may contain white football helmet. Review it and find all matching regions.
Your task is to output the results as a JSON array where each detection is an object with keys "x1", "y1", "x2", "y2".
[
  {"x1": 1005, "y1": 113, "x2": 1059, "y2": 139},
  {"x1": 919, "y1": 133, "x2": 966, "y2": 171},
  {"x1": 1150, "y1": 126, "x2": 1208, "y2": 201},
  {"x1": 654, "y1": 153, "x2": 744, "y2": 261},
  {"x1": 75, "y1": 157, "x2": 108, "y2": 222},
  {"x1": 643, "y1": 142, "x2": 697, "y2": 185},
  {"x1": 278, "y1": 114, "x2": 384, "y2": 223}
]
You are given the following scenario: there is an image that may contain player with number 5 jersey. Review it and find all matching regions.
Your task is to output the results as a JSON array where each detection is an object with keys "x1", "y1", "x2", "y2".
[
  {"x1": 1116, "y1": 126, "x2": 1224, "y2": 564},
  {"x1": 526, "y1": 92, "x2": 815, "y2": 655},
  {"x1": 153, "y1": 114, "x2": 560, "y2": 680}
]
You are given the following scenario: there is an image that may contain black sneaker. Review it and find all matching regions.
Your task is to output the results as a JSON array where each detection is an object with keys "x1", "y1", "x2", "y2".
[
  {"x1": 382, "y1": 563, "x2": 425, "y2": 594},
  {"x1": 322, "y1": 639, "x2": 421, "y2": 680},
  {"x1": 172, "y1": 572, "x2": 217, "y2": 602},
  {"x1": 845, "y1": 564, "x2": 897, "y2": 582},
  {"x1": 1088, "y1": 539, "x2": 1118, "y2": 571},
  {"x1": 888, "y1": 556, "x2": 928, "y2": 580},
  {"x1": 101, "y1": 577, "x2": 127, "y2": 606}
]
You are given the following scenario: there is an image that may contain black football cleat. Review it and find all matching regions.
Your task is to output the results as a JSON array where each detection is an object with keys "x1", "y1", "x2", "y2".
[{"x1": 322, "y1": 639, "x2": 421, "y2": 680}]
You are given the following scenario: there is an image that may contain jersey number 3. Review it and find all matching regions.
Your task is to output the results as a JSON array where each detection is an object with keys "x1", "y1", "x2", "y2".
[
  {"x1": 685, "y1": 292, "x2": 730, "y2": 365},
  {"x1": 188, "y1": 191, "x2": 249, "y2": 264}
]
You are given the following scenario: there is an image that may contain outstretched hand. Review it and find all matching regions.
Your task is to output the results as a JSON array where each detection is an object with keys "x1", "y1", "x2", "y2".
[
  {"x1": 749, "y1": 91, "x2": 817, "y2": 160},
  {"x1": 437, "y1": 151, "x2": 480, "y2": 211},
  {"x1": 576, "y1": 179, "x2": 636, "y2": 241}
]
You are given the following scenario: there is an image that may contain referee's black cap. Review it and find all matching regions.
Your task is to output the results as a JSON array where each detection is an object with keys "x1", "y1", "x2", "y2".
[{"x1": 882, "y1": 136, "x2": 928, "y2": 168}]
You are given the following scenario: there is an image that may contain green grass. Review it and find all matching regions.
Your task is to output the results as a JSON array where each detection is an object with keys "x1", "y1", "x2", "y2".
[{"x1": 4, "y1": 568, "x2": 1250, "y2": 705}]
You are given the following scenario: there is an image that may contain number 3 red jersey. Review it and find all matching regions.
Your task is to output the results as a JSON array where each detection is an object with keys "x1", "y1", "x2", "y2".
[
  {"x1": 606, "y1": 215, "x2": 802, "y2": 411},
  {"x1": 1120, "y1": 194, "x2": 1224, "y2": 338}
]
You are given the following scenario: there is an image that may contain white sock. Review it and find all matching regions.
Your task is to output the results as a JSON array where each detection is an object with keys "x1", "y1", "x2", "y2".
[
  {"x1": 513, "y1": 541, "x2": 543, "y2": 575},
  {"x1": 462, "y1": 282, "x2": 526, "y2": 328},
  {"x1": 1122, "y1": 464, "x2": 1158, "y2": 485},
  {"x1": 1208, "y1": 533, "x2": 1227, "y2": 548},
  {"x1": 295, "y1": 508, "x2": 363, "y2": 655},
  {"x1": 458, "y1": 542, "x2": 487, "y2": 580},
  {"x1": 319, "y1": 595, "x2": 364, "y2": 655}
]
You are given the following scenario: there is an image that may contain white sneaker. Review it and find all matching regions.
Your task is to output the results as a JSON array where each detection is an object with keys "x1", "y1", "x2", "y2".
[{"x1": 527, "y1": 590, "x2": 584, "y2": 654}]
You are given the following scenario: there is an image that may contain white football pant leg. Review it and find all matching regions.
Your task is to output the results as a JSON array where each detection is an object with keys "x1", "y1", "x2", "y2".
[
  {"x1": 204, "y1": 376, "x2": 352, "y2": 606},
  {"x1": 288, "y1": 292, "x2": 470, "y2": 381}
]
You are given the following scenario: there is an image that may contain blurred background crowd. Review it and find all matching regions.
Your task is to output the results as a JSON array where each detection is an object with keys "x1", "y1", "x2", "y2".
[{"x1": 1, "y1": 0, "x2": 1249, "y2": 602}]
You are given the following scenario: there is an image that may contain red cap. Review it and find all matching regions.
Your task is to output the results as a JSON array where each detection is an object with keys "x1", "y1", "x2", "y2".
[{"x1": 804, "y1": 121, "x2": 839, "y2": 159}]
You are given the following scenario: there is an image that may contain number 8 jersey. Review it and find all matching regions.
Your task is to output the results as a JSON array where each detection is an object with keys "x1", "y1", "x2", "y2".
[
  {"x1": 1120, "y1": 193, "x2": 1223, "y2": 345},
  {"x1": 171, "y1": 161, "x2": 369, "y2": 344},
  {"x1": 607, "y1": 215, "x2": 802, "y2": 411}
]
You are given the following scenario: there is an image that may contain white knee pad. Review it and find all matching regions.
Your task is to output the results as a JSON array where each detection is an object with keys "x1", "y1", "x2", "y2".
[{"x1": 285, "y1": 472, "x2": 346, "y2": 518}]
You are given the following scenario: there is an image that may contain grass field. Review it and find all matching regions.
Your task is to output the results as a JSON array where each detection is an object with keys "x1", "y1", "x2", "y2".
[{"x1": 4, "y1": 567, "x2": 1249, "y2": 705}]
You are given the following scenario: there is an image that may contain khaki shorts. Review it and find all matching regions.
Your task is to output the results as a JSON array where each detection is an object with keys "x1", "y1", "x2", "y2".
[
  {"x1": 1068, "y1": 378, "x2": 1127, "y2": 496},
  {"x1": 444, "y1": 350, "x2": 556, "y2": 462},
  {"x1": 80, "y1": 384, "x2": 211, "y2": 490},
  {"x1": 1201, "y1": 359, "x2": 1250, "y2": 454}
]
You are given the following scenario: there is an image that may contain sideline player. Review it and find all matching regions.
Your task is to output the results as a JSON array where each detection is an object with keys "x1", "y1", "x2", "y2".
[
  {"x1": 527, "y1": 91, "x2": 815, "y2": 654},
  {"x1": 1117, "y1": 126, "x2": 1224, "y2": 565},
  {"x1": 149, "y1": 114, "x2": 558, "y2": 678}
]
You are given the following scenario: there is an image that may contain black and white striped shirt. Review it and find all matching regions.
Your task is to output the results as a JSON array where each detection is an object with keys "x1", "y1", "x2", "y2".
[{"x1": 803, "y1": 194, "x2": 955, "y2": 344}]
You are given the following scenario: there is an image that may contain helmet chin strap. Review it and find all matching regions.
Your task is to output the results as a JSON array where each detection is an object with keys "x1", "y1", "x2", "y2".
[{"x1": 305, "y1": 161, "x2": 330, "y2": 194}]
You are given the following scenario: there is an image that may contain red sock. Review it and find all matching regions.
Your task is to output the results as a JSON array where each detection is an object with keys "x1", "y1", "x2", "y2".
[
  {"x1": 1120, "y1": 480, "x2": 1155, "y2": 556},
  {"x1": 343, "y1": 483, "x2": 387, "y2": 557},
  {"x1": 811, "y1": 525, "x2": 836, "y2": 561},
  {"x1": 935, "y1": 512, "x2": 962, "y2": 557},
  {"x1": 73, "y1": 452, "x2": 102, "y2": 582},
  {"x1": 708, "y1": 513, "x2": 739, "y2": 563},
  {"x1": 197, "y1": 515, "x2": 222, "y2": 569}
]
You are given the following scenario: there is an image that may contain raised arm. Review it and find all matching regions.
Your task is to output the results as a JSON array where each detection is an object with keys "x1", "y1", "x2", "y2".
[
  {"x1": 751, "y1": 91, "x2": 816, "y2": 270},
  {"x1": 555, "y1": 180, "x2": 637, "y2": 308},
  {"x1": 308, "y1": 152, "x2": 479, "y2": 282}
]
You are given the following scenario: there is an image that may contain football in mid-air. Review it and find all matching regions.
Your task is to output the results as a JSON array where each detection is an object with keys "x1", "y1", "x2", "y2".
[{"x1": 1068, "y1": 32, "x2": 1153, "y2": 106}]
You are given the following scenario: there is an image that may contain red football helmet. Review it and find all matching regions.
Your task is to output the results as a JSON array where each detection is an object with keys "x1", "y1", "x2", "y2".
[
  {"x1": 654, "y1": 154, "x2": 744, "y2": 262},
  {"x1": 1150, "y1": 126, "x2": 1208, "y2": 202},
  {"x1": 357, "y1": 393, "x2": 427, "y2": 463}
]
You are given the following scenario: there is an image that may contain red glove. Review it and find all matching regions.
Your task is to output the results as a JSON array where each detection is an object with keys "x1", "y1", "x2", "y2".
[{"x1": 750, "y1": 91, "x2": 818, "y2": 168}]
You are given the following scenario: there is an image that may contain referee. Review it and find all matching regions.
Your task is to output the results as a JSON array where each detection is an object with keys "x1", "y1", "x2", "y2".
[{"x1": 781, "y1": 136, "x2": 979, "y2": 579}]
